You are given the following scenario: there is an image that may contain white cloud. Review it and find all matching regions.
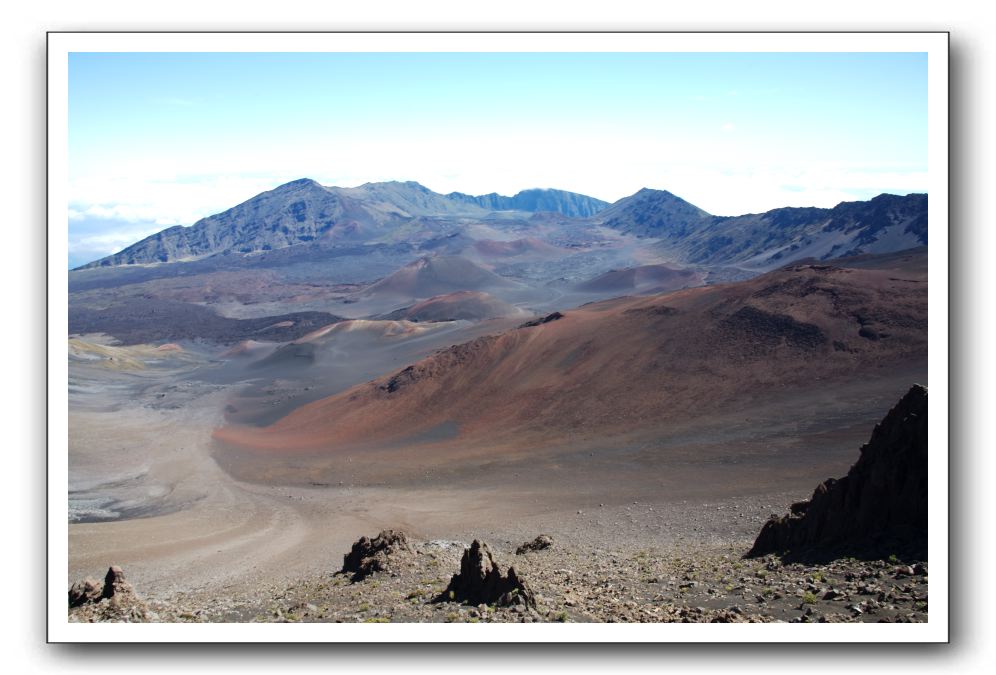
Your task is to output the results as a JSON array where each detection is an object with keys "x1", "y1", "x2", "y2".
[
  {"x1": 73, "y1": 227, "x2": 163, "y2": 252},
  {"x1": 657, "y1": 165, "x2": 929, "y2": 215},
  {"x1": 67, "y1": 174, "x2": 298, "y2": 228},
  {"x1": 66, "y1": 126, "x2": 930, "y2": 264}
]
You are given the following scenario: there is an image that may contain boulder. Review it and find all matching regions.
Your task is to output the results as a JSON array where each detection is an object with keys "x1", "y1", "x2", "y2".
[
  {"x1": 102, "y1": 565, "x2": 135, "y2": 600},
  {"x1": 67, "y1": 565, "x2": 153, "y2": 622},
  {"x1": 68, "y1": 565, "x2": 137, "y2": 608},
  {"x1": 68, "y1": 578, "x2": 102, "y2": 608},
  {"x1": 516, "y1": 534, "x2": 554, "y2": 555},
  {"x1": 747, "y1": 384, "x2": 928, "y2": 561},
  {"x1": 519, "y1": 312, "x2": 564, "y2": 328},
  {"x1": 444, "y1": 540, "x2": 536, "y2": 608},
  {"x1": 341, "y1": 529, "x2": 414, "y2": 581}
]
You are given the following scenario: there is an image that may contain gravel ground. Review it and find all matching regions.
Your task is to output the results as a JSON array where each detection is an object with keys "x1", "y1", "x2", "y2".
[{"x1": 69, "y1": 533, "x2": 928, "y2": 624}]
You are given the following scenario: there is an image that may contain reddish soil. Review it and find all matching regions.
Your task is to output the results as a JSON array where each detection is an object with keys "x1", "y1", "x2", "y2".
[
  {"x1": 214, "y1": 263, "x2": 927, "y2": 484},
  {"x1": 363, "y1": 255, "x2": 513, "y2": 298}
]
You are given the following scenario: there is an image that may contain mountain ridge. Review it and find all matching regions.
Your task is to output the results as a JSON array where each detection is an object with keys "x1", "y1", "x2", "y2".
[
  {"x1": 78, "y1": 180, "x2": 609, "y2": 269},
  {"x1": 75, "y1": 177, "x2": 927, "y2": 275},
  {"x1": 446, "y1": 187, "x2": 609, "y2": 218}
]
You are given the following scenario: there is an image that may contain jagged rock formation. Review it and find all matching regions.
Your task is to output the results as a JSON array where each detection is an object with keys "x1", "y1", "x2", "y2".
[
  {"x1": 68, "y1": 567, "x2": 150, "y2": 622},
  {"x1": 101, "y1": 565, "x2": 134, "y2": 599},
  {"x1": 68, "y1": 578, "x2": 103, "y2": 607},
  {"x1": 747, "y1": 384, "x2": 928, "y2": 561},
  {"x1": 444, "y1": 540, "x2": 536, "y2": 608},
  {"x1": 516, "y1": 534, "x2": 554, "y2": 555},
  {"x1": 518, "y1": 312, "x2": 563, "y2": 328},
  {"x1": 69, "y1": 566, "x2": 137, "y2": 608},
  {"x1": 341, "y1": 530, "x2": 414, "y2": 581}
]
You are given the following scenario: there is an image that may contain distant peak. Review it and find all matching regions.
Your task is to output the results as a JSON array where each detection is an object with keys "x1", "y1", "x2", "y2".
[
  {"x1": 275, "y1": 178, "x2": 321, "y2": 190},
  {"x1": 831, "y1": 192, "x2": 927, "y2": 210},
  {"x1": 363, "y1": 180, "x2": 431, "y2": 191},
  {"x1": 869, "y1": 192, "x2": 926, "y2": 201},
  {"x1": 635, "y1": 187, "x2": 677, "y2": 198}
]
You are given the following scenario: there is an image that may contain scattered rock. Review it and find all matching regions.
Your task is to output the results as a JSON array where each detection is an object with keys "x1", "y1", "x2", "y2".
[
  {"x1": 516, "y1": 534, "x2": 554, "y2": 555},
  {"x1": 341, "y1": 530, "x2": 414, "y2": 581},
  {"x1": 443, "y1": 540, "x2": 536, "y2": 608}
]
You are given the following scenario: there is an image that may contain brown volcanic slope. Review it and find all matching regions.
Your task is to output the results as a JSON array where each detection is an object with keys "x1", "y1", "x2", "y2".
[
  {"x1": 362, "y1": 255, "x2": 513, "y2": 299},
  {"x1": 576, "y1": 263, "x2": 706, "y2": 294},
  {"x1": 216, "y1": 262, "x2": 926, "y2": 462},
  {"x1": 381, "y1": 291, "x2": 522, "y2": 322}
]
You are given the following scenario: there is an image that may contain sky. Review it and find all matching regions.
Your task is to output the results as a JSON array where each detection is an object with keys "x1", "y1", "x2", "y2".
[{"x1": 67, "y1": 51, "x2": 928, "y2": 268}]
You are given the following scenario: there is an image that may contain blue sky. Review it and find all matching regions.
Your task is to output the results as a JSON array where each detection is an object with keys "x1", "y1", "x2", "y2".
[{"x1": 68, "y1": 52, "x2": 927, "y2": 267}]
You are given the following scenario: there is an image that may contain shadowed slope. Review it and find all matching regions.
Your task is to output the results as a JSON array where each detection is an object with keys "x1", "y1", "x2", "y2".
[{"x1": 747, "y1": 384, "x2": 928, "y2": 562}]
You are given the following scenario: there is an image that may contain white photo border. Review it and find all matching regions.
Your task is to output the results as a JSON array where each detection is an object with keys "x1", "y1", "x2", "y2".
[{"x1": 47, "y1": 31, "x2": 949, "y2": 643}]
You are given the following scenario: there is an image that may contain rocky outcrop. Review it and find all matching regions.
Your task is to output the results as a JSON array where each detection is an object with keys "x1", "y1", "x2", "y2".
[
  {"x1": 68, "y1": 578, "x2": 103, "y2": 608},
  {"x1": 443, "y1": 540, "x2": 536, "y2": 608},
  {"x1": 341, "y1": 530, "x2": 414, "y2": 581},
  {"x1": 69, "y1": 565, "x2": 137, "y2": 608},
  {"x1": 516, "y1": 534, "x2": 554, "y2": 555},
  {"x1": 67, "y1": 565, "x2": 152, "y2": 622},
  {"x1": 747, "y1": 384, "x2": 928, "y2": 561},
  {"x1": 519, "y1": 312, "x2": 563, "y2": 328},
  {"x1": 101, "y1": 565, "x2": 135, "y2": 599}
]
